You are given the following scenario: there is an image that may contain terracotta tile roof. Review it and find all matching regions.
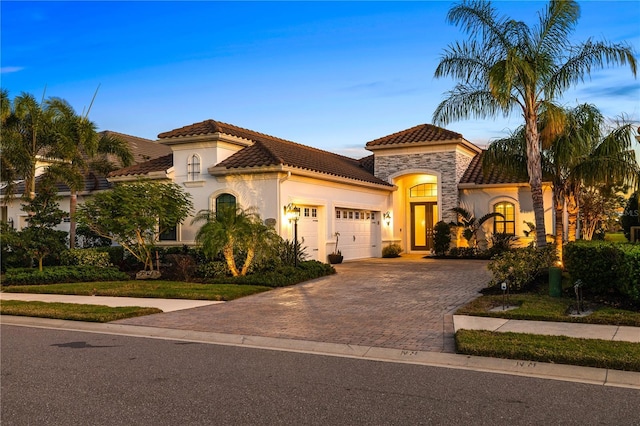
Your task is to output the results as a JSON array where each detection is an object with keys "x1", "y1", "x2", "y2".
[
  {"x1": 160, "y1": 119, "x2": 391, "y2": 186},
  {"x1": 108, "y1": 154, "x2": 173, "y2": 178},
  {"x1": 101, "y1": 130, "x2": 171, "y2": 165},
  {"x1": 365, "y1": 124, "x2": 463, "y2": 148},
  {"x1": 158, "y1": 119, "x2": 266, "y2": 141},
  {"x1": 459, "y1": 151, "x2": 528, "y2": 185},
  {"x1": 359, "y1": 155, "x2": 374, "y2": 174}
]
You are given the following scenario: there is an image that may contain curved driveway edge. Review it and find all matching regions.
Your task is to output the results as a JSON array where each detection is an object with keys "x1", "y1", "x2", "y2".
[{"x1": 116, "y1": 256, "x2": 491, "y2": 353}]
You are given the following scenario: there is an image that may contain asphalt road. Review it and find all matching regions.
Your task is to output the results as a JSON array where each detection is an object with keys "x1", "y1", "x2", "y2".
[{"x1": 2, "y1": 325, "x2": 639, "y2": 425}]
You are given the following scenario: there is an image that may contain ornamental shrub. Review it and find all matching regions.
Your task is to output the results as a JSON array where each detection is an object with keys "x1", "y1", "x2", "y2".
[
  {"x1": 433, "y1": 221, "x2": 452, "y2": 256},
  {"x1": 487, "y1": 245, "x2": 557, "y2": 291},
  {"x1": 60, "y1": 249, "x2": 112, "y2": 268},
  {"x1": 208, "y1": 260, "x2": 335, "y2": 287},
  {"x1": 564, "y1": 241, "x2": 640, "y2": 301},
  {"x1": 382, "y1": 243, "x2": 403, "y2": 258},
  {"x1": 3, "y1": 266, "x2": 128, "y2": 286}
]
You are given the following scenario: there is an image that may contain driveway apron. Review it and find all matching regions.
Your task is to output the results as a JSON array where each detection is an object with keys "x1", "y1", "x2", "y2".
[{"x1": 116, "y1": 257, "x2": 491, "y2": 353}]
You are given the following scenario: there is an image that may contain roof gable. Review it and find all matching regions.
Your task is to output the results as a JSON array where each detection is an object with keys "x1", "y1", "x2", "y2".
[{"x1": 365, "y1": 124, "x2": 463, "y2": 148}]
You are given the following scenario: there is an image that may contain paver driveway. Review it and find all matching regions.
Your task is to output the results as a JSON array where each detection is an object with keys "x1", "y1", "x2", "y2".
[{"x1": 117, "y1": 256, "x2": 491, "y2": 352}]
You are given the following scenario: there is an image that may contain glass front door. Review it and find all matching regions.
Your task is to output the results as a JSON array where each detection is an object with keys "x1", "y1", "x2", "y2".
[{"x1": 411, "y1": 202, "x2": 437, "y2": 250}]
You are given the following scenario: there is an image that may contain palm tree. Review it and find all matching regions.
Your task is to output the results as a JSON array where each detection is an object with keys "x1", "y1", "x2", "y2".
[
  {"x1": 0, "y1": 91, "x2": 56, "y2": 200},
  {"x1": 484, "y1": 104, "x2": 639, "y2": 259},
  {"x1": 450, "y1": 206, "x2": 504, "y2": 248},
  {"x1": 193, "y1": 205, "x2": 280, "y2": 277},
  {"x1": 433, "y1": 0, "x2": 637, "y2": 247},
  {"x1": 45, "y1": 97, "x2": 133, "y2": 248}
]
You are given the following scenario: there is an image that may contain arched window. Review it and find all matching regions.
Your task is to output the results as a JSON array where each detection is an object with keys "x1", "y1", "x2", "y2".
[
  {"x1": 410, "y1": 183, "x2": 437, "y2": 197},
  {"x1": 494, "y1": 201, "x2": 515, "y2": 235},
  {"x1": 187, "y1": 154, "x2": 201, "y2": 181},
  {"x1": 215, "y1": 193, "x2": 236, "y2": 212}
]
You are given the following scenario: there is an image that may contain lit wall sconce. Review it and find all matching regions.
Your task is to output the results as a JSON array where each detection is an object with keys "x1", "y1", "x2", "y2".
[{"x1": 383, "y1": 211, "x2": 391, "y2": 226}]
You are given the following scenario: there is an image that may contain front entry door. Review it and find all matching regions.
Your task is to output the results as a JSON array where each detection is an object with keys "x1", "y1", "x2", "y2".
[{"x1": 411, "y1": 202, "x2": 437, "y2": 251}]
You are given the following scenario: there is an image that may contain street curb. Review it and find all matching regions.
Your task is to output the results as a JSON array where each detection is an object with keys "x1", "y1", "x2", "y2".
[{"x1": 2, "y1": 315, "x2": 639, "y2": 389}]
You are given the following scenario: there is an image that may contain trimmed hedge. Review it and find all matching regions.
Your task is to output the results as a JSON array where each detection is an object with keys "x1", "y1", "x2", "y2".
[
  {"x1": 60, "y1": 249, "x2": 112, "y2": 268},
  {"x1": 3, "y1": 266, "x2": 128, "y2": 286},
  {"x1": 564, "y1": 241, "x2": 640, "y2": 301},
  {"x1": 208, "y1": 260, "x2": 335, "y2": 287},
  {"x1": 487, "y1": 245, "x2": 557, "y2": 291}
]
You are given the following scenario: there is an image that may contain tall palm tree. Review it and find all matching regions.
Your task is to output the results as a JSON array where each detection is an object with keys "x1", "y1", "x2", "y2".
[
  {"x1": 45, "y1": 97, "x2": 133, "y2": 248},
  {"x1": 0, "y1": 91, "x2": 56, "y2": 200},
  {"x1": 433, "y1": 0, "x2": 637, "y2": 247},
  {"x1": 193, "y1": 205, "x2": 280, "y2": 277}
]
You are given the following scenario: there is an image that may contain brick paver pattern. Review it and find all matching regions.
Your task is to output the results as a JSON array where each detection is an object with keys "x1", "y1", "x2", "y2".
[{"x1": 117, "y1": 257, "x2": 491, "y2": 353}]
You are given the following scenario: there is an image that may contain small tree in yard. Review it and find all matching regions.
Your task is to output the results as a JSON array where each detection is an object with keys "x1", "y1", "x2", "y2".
[
  {"x1": 76, "y1": 181, "x2": 193, "y2": 271},
  {"x1": 18, "y1": 181, "x2": 68, "y2": 271},
  {"x1": 193, "y1": 205, "x2": 281, "y2": 277},
  {"x1": 621, "y1": 192, "x2": 640, "y2": 241}
]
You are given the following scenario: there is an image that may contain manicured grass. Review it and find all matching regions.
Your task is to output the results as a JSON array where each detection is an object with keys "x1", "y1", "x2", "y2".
[
  {"x1": 456, "y1": 294, "x2": 640, "y2": 326},
  {"x1": 456, "y1": 329, "x2": 640, "y2": 372},
  {"x1": 3, "y1": 281, "x2": 272, "y2": 301},
  {"x1": 604, "y1": 232, "x2": 628, "y2": 243},
  {"x1": 0, "y1": 300, "x2": 162, "y2": 322}
]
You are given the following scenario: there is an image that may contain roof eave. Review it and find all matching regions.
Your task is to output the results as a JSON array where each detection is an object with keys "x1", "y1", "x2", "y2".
[
  {"x1": 209, "y1": 164, "x2": 395, "y2": 191},
  {"x1": 366, "y1": 138, "x2": 481, "y2": 154}
]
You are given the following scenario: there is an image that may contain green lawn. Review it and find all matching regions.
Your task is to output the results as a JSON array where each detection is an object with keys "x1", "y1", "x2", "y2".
[
  {"x1": 456, "y1": 294, "x2": 640, "y2": 326},
  {"x1": 604, "y1": 232, "x2": 628, "y2": 243},
  {"x1": 3, "y1": 281, "x2": 272, "y2": 301},
  {"x1": 456, "y1": 329, "x2": 640, "y2": 372},
  {"x1": 0, "y1": 300, "x2": 162, "y2": 322}
]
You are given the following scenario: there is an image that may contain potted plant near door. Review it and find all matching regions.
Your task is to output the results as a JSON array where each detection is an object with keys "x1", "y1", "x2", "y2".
[{"x1": 328, "y1": 232, "x2": 343, "y2": 264}]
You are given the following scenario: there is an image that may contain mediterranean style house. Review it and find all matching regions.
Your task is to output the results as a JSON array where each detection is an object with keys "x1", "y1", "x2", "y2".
[{"x1": 1, "y1": 120, "x2": 554, "y2": 262}]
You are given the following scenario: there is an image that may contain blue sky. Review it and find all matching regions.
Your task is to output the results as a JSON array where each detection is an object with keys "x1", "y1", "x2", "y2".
[{"x1": 2, "y1": 1, "x2": 639, "y2": 158}]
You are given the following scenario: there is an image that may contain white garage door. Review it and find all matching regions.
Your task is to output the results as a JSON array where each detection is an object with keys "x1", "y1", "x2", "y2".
[
  {"x1": 335, "y1": 209, "x2": 379, "y2": 260},
  {"x1": 298, "y1": 206, "x2": 319, "y2": 261}
]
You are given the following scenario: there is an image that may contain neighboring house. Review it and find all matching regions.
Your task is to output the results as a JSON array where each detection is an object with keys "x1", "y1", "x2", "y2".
[
  {"x1": 105, "y1": 120, "x2": 554, "y2": 261},
  {"x1": 0, "y1": 131, "x2": 171, "y2": 232}
]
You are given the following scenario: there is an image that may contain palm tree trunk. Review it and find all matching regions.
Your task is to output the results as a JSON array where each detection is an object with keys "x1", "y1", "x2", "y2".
[
  {"x1": 525, "y1": 112, "x2": 547, "y2": 247},
  {"x1": 223, "y1": 244, "x2": 240, "y2": 276},
  {"x1": 240, "y1": 247, "x2": 255, "y2": 276},
  {"x1": 553, "y1": 188, "x2": 564, "y2": 262},
  {"x1": 566, "y1": 192, "x2": 579, "y2": 241},
  {"x1": 69, "y1": 191, "x2": 77, "y2": 249}
]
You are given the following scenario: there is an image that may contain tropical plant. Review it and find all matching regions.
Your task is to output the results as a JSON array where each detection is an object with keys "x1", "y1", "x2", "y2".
[
  {"x1": 331, "y1": 232, "x2": 341, "y2": 255},
  {"x1": 76, "y1": 181, "x2": 193, "y2": 271},
  {"x1": 450, "y1": 207, "x2": 503, "y2": 247},
  {"x1": 193, "y1": 205, "x2": 281, "y2": 277},
  {"x1": 45, "y1": 96, "x2": 133, "y2": 248},
  {"x1": 0, "y1": 91, "x2": 56, "y2": 200},
  {"x1": 484, "y1": 104, "x2": 639, "y2": 256},
  {"x1": 433, "y1": 0, "x2": 637, "y2": 248}
]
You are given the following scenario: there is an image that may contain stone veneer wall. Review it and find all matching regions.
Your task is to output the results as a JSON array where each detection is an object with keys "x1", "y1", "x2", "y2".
[{"x1": 375, "y1": 151, "x2": 470, "y2": 222}]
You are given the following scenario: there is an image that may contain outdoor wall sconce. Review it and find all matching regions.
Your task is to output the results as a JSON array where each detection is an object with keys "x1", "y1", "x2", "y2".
[{"x1": 383, "y1": 211, "x2": 391, "y2": 226}]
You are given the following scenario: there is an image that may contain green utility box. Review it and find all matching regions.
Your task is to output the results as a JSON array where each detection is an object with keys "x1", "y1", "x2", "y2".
[{"x1": 549, "y1": 266, "x2": 562, "y2": 297}]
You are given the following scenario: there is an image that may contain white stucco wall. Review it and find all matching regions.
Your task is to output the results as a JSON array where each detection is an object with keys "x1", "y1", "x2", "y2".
[{"x1": 459, "y1": 184, "x2": 554, "y2": 247}]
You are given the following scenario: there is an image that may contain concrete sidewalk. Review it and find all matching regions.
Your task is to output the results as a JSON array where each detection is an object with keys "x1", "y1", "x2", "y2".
[
  {"x1": 453, "y1": 315, "x2": 640, "y2": 343},
  {"x1": 0, "y1": 293, "x2": 222, "y2": 313}
]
